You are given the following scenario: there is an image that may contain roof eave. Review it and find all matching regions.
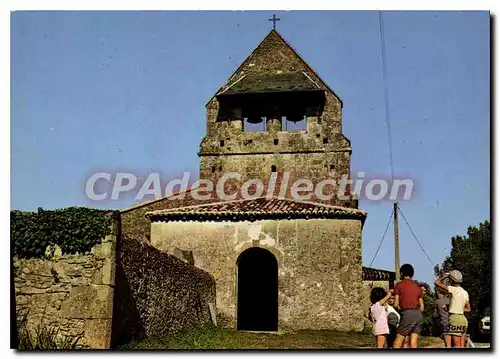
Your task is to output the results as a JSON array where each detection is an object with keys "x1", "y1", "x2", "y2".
[
  {"x1": 206, "y1": 29, "x2": 343, "y2": 108},
  {"x1": 146, "y1": 211, "x2": 366, "y2": 223}
]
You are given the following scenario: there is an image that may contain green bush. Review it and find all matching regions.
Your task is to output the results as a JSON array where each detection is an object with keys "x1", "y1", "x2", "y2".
[{"x1": 11, "y1": 207, "x2": 115, "y2": 258}]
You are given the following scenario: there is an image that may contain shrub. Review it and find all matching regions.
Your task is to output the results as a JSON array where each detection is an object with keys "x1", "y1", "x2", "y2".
[{"x1": 11, "y1": 207, "x2": 115, "y2": 258}]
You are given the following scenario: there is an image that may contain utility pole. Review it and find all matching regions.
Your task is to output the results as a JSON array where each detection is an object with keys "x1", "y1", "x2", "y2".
[{"x1": 394, "y1": 202, "x2": 400, "y2": 282}]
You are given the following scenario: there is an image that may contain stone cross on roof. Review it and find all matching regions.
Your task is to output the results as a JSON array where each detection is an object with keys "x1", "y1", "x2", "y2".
[{"x1": 268, "y1": 14, "x2": 280, "y2": 30}]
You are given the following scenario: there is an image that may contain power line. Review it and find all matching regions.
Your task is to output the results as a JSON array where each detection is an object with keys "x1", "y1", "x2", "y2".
[
  {"x1": 398, "y1": 206, "x2": 436, "y2": 267},
  {"x1": 378, "y1": 11, "x2": 395, "y2": 182},
  {"x1": 368, "y1": 210, "x2": 394, "y2": 268},
  {"x1": 378, "y1": 13, "x2": 433, "y2": 276}
]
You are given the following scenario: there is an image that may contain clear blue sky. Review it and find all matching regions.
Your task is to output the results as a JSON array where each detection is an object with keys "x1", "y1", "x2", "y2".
[{"x1": 11, "y1": 11, "x2": 490, "y2": 285}]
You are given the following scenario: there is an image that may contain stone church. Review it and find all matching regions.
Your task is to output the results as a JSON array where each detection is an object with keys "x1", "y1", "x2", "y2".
[{"x1": 121, "y1": 29, "x2": 381, "y2": 332}]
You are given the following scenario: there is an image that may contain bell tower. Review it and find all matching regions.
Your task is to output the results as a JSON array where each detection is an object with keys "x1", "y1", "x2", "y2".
[{"x1": 199, "y1": 29, "x2": 356, "y2": 207}]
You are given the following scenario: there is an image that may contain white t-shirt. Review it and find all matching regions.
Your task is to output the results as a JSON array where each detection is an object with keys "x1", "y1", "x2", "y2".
[
  {"x1": 386, "y1": 305, "x2": 400, "y2": 325},
  {"x1": 448, "y1": 285, "x2": 469, "y2": 314}
]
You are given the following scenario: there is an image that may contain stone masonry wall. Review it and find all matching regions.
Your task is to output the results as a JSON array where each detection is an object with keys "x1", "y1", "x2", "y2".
[
  {"x1": 120, "y1": 195, "x2": 223, "y2": 241},
  {"x1": 150, "y1": 218, "x2": 364, "y2": 331},
  {"x1": 111, "y1": 235, "x2": 216, "y2": 346},
  {"x1": 199, "y1": 152, "x2": 354, "y2": 207},
  {"x1": 14, "y1": 232, "x2": 116, "y2": 349},
  {"x1": 120, "y1": 192, "x2": 356, "y2": 245}
]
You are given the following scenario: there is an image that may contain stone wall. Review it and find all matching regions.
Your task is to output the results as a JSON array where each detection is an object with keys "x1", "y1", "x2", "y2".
[
  {"x1": 150, "y1": 218, "x2": 364, "y2": 331},
  {"x1": 13, "y1": 232, "x2": 116, "y2": 349},
  {"x1": 121, "y1": 193, "x2": 356, "y2": 250},
  {"x1": 199, "y1": 152, "x2": 356, "y2": 207},
  {"x1": 14, "y1": 213, "x2": 217, "y2": 349},
  {"x1": 111, "y1": 235, "x2": 216, "y2": 346},
  {"x1": 120, "y1": 195, "x2": 223, "y2": 242}
]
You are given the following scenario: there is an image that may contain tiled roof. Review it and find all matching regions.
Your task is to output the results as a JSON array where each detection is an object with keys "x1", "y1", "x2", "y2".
[
  {"x1": 120, "y1": 186, "x2": 199, "y2": 213},
  {"x1": 208, "y1": 29, "x2": 342, "y2": 106},
  {"x1": 146, "y1": 196, "x2": 366, "y2": 222},
  {"x1": 362, "y1": 267, "x2": 396, "y2": 281},
  {"x1": 218, "y1": 72, "x2": 321, "y2": 96}
]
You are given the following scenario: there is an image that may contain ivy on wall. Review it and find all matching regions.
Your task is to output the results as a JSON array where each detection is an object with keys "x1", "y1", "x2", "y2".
[{"x1": 11, "y1": 207, "x2": 115, "y2": 258}]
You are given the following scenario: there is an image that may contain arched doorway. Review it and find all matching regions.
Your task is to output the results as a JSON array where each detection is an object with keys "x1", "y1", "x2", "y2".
[{"x1": 237, "y1": 247, "x2": 278, "y2": 331}]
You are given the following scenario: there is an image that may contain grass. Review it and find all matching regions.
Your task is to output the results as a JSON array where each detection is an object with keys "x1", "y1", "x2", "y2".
[
  {"x1": 16, "y1": 311, "x2": 83, "y2": 350},
  {"x1": 118, "y1": 325, "x2": 443, "y2": 350}
]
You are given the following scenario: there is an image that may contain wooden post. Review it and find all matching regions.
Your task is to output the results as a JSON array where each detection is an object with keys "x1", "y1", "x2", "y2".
[
  {"x1": 394, "y1": 202, "x2": 400, "y2": 282},
  {"x1": 208, "y1": 302, "x2": 217, "y2": 326}
]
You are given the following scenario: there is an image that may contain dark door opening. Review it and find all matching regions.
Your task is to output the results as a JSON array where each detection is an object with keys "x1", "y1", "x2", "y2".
[{"x1": 237, "y1": 247, "x2": 278, "y2": 331}]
